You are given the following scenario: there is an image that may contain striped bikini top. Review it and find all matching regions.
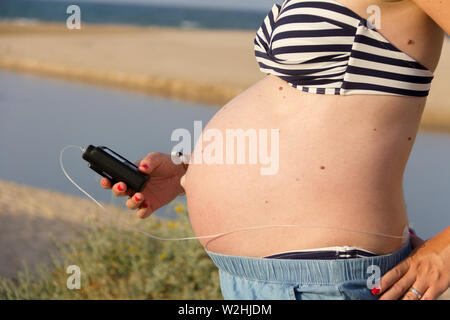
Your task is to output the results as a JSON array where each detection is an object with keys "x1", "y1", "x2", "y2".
[{"x1": 254, "y1": 0, "x2": 434, "y2": 97}]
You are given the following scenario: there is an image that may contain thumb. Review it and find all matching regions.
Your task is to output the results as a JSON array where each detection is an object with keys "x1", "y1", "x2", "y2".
[{"x1": 137, "y1": 152, "x2": 165, "y2": 175}]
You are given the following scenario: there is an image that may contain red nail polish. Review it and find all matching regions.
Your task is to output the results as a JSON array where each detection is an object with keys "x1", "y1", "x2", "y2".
[
  {"x1": 371, "y1": 287, "x2": 381, "y2": 296},
  {"x1": 142, "y1": 202, "x2": 148, "y2": 209},
  {"x1": 117, "y1": 184, "x2": 123, "y2": 191},
  {"x1": 134, "y1": 195, "x2": 141, "y2": 202},
  {"x1": 140, "y1": 164, "x2": 149, "y2": 169}
]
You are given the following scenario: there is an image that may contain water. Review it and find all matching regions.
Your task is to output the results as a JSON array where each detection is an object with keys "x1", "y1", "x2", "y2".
[
  {"x1": 0, "y1": 70, "x2": 219, "y2": 218},
  {"x1": 404, "y1": 133, "x2": 450, "y2": 238},
  {"x1": 0, "y1": 70, "x2": 449, "y2": 239},
  {"x1": 1, "y1": 0, "x2": 448, "y2": 39},
  {"x1": 0, "y1": 0, "x2": 270, "y2": 30}
]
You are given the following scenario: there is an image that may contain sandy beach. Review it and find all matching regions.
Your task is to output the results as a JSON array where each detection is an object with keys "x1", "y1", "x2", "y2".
[{"x1": 0, "y1": 22, "x2": 450, "y2": 130}]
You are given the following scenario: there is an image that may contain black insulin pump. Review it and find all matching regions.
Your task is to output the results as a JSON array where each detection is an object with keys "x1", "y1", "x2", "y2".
[{"x1": 82, "y1": 145, "x2": 149, "y2": 192}]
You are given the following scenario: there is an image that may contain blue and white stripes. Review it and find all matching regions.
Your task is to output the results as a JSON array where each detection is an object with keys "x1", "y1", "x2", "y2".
[{"x1": 254, "y1": 0, "x2": 434, "y2": 97}]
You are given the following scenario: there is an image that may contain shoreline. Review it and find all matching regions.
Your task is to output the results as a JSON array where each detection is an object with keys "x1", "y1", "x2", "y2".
[
  {"x1": 0, "y1": 22, "x2": 450, "y2": 131},
  {"x1": 0, "y1": 55, "x2": 244, "y2": 106},
  {"x1": 0, "y1": 22, "x2": 258, "y2": 106}
]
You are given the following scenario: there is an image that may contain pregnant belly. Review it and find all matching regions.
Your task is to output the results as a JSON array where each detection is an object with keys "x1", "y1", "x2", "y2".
[{"x1": 183, "y1": 75, "x2": 423, "y2": 258}]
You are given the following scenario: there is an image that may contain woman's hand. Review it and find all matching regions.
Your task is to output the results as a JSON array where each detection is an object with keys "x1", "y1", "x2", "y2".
[
  {"x1": 100, "y1": 152, "x2": 187, "y2": 219},
  {"x1": 378, "y1": 227, "x2": 450, "y2": 300}
]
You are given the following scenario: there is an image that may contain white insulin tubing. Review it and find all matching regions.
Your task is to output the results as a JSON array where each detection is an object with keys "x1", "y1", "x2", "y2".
[{"x1": 60, "y1": 145, "x2": 410, "y2": 243}]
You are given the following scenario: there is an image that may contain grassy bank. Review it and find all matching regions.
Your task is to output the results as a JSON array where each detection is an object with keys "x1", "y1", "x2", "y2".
[{"x1": 0, "y1": 205, "x2": 222, "y2": 299}]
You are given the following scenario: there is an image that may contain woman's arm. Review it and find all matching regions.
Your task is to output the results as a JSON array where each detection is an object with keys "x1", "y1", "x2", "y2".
[
  {"x1": 378, "y1": 226, "x2": 450, "y2": 300},
  {"x1": 412, "y1": 0, "x2": 450, "y2": 34}
]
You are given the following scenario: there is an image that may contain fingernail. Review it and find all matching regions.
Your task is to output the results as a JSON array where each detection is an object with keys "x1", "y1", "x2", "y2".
[
  {"x1": 117, "y1": 184, "x2": 124, "y2": 192},
  {"x1": 134, "y1": 194, "x2": 141, "y2": 202},
  {"x1": 140, "y1": 163, "x2": 149, "y2": 169},
  {"x1": 371, "y1": 287, "x2": 381, "y2": 296}
]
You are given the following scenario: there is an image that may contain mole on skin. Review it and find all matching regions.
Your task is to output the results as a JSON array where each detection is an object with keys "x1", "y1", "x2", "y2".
[
  {"x1": 279, "y1": 87, "x2": 283, "y2": 91},
  {"x1": 407, "y1": 39, "x2": 415, "y2": 45},
  {"x1": 320, "y1": 166, "x2": 325, "y2": 170},
  {"x1": 408, "y1": 137, "x2": 412, "y2": 141}
]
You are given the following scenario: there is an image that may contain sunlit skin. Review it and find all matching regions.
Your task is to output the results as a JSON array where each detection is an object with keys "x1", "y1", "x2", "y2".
[{"x1": 102, "y1": 0, "x2": 450, "y2": 300}]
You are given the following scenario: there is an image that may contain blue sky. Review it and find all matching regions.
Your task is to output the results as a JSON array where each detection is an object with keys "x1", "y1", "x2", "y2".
[{"x1": 69, "y1": 0, "x2": 281, "y2": 11}]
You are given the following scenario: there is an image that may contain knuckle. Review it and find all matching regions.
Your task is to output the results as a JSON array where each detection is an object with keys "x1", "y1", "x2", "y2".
[
  {"x1": 392, "y1": 267, "x2": 404, "y2": 279},
  {"x1": 125, "y1": 201, "x2": 133, "y2": 209},
  {"x1": 428, "y1": 270, "x2": 441, "y2": 282},
  {"x1": 409, "y1": 261, "x2": 419, "y2": 271},
  {"x1": 392, "y1": 283, "x2": 406, "y2": 295},
  {"x1": 137, "y1": 210, "x2": 148, "y2": 219},
  {"x1": 405, "y1": 257, "x2": 414, "y2": 268},
  {"x1": 416, "y1": 262, "x2": 429, "y2": 274},
  {"x1": 145, "y1": 152, "x2": 160, "y2": 161}
]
